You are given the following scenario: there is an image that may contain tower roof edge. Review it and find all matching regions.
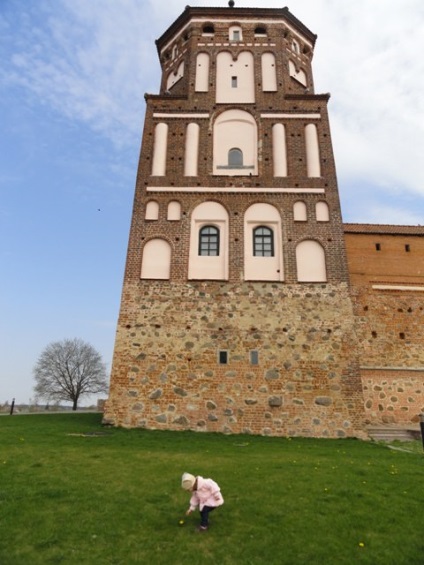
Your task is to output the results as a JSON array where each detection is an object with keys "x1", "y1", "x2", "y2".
[{"x1": 155, "y1": 5, "x2": 317, "y2": 53}]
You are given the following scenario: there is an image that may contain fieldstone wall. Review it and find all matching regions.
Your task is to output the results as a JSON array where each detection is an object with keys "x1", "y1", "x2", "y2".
[
  {"x1": 104, "y1": 281, "x2": 366, "y2": 438},
  {"x1": 362, "y1": 369, "x2": 424, "y2": 425},
  {"x1": 350, "y1": 282, "x2": 424, "y2": 426}
]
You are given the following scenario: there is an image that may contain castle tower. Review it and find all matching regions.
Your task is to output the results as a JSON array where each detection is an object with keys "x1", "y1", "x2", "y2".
[{"x1": 104, "y1": 3, "x2": 366, "y2": 438}]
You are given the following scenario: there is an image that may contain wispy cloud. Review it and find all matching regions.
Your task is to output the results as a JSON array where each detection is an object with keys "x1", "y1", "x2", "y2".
[
  {"x1": 1, "y1": 0, "x2": 424, "y2": 222},
  {"x1": 1, "y1": 0, "x2": 161, "y2": 147}
]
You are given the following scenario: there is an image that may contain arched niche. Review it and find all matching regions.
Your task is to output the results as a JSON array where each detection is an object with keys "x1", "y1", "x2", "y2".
[
  {"x1": 188, "y1": 202, "x2": 229, "y2": 280},
  {"x1": 293, "y1": 201, "x2": 307, "y2": 222},
  {"x1": 145, "y1": 201, "x2": 159, "y2": 220},
  {"x1": 213, "y1": 109, "x2": 258, "y2": 176},
  {"x1": 216, "y1": 51, "x2": 254, "y2": 104},
  {"x1": 296, "y1": 240, "x2": 327, "y2": 282},
  {"x1": 244, "y1": 203, "x2": 284, "y2": 281},
  {"x1": 141, "y1": 239, "x2": 171, "y2": 280}
]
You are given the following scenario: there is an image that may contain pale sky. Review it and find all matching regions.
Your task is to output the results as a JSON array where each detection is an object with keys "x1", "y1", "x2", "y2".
[{"x1": 1, "y1": 0, "x2": 423, "y2": 405}]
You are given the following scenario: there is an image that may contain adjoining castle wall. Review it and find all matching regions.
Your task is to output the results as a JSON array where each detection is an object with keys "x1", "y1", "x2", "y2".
[
  {"x1": 345, "y1": 227, "x2": 424, "y2": 426},
  {"x1": 104, "y1": 281, "x2": 366, "y2": 438}
]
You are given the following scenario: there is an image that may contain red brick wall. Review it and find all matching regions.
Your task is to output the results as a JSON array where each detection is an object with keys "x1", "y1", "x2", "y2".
[{"x1": 345, "y1": 230, "x2": 424, "y2": 425}]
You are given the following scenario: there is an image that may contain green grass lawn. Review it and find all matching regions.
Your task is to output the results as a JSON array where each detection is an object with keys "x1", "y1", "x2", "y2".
[{"x1": 1, "y1": 413, "x2": 423, "y2": 565}]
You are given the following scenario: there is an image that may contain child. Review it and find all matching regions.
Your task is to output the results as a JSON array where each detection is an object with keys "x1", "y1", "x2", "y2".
[{"x1": 181, "y1": 472, "x2": 224, "y2": 532}]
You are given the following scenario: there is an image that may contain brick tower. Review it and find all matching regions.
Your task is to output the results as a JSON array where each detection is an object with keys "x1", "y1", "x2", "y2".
[{"x1": 104, "y1": 3, "x2": 366, "y2": 438}]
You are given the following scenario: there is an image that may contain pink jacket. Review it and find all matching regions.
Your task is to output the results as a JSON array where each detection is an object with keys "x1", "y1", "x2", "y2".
[{"x1": 189, "y1": 476, "x2": 224, "y2": 511}]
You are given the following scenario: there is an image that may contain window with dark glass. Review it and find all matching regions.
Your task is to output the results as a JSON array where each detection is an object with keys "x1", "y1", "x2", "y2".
[
  {"x1": 253, "y1": 226, "x2": 274, "y2": 256},
  {"x1": 250, "y1": 350, "x2": 259, "y2": 365},
  {"x1": 199, "y1": 225, "x2": 220, "y2": 256},
  {"x1": 219, "y1": 350, "x2": 228, "y2": 364},
  {"x1": 228, "y1": 148, "x2": 243, "y2": 167}
]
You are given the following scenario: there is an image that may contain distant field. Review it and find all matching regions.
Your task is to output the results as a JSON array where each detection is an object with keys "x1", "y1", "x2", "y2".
[{"x1": 1, "y1": 413, "x2": 423, "y2": 564}]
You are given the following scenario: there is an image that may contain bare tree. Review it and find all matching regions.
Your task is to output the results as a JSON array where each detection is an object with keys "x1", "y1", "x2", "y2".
[{"x1": 33, "y1": 338, "x2": 108, "y2": 410}]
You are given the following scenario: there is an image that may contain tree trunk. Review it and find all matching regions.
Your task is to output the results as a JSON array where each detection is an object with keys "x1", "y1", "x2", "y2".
[{"x1": 72, "y1": 398, "x2": 78, "y2": 411}]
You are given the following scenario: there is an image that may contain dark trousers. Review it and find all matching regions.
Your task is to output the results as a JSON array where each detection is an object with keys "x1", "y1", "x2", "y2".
[{"x1": 200, "y1": 505, "x2": 215, "y2": 528}]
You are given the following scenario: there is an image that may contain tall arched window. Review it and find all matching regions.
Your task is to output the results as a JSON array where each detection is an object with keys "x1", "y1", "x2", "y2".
[
  {"x1": 189, "y1": 202, "x2": 228, "y2": 280},
  {"x1": 228, "y1": 148, "x2": 243, "y2": 167},
  {"x1": 253, "y1": 226, "x2": 274, "y2": 256},
  {"x1": 244, "y1": 203, "x2": 283, "y2": 281},
  {"x1": 199, "y1": 226, "x2": 220, "y2": 256}
]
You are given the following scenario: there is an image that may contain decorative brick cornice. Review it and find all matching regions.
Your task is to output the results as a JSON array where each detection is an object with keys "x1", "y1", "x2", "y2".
[{"x1": 156, "y1": 6, "x2": 317, "y2": 53}]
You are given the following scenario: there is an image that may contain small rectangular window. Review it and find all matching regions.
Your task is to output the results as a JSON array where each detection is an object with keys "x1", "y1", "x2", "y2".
[
  {"x1": 250, "y1": 350, "x2": 259, "y2": 365},
  {"x1": 218, "y1": 350, "x2": 228, "y2": 364},
  {"x1": 232, "y1": 30, "x2": 240, "y2": 41},
  {"x1": 231, "y1": 76, "x2": 238, "y2": 88},
  {"x1": 375, "y1": 243, "x2": 381, "y2": 251},
  {"x1": 405, "y1": 244, "x2": 410, "y2": 252}
]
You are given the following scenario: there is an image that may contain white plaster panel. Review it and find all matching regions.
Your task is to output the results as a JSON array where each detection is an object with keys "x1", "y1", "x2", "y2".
[
  {"x1": 147, "y1": 187, "x2": 325, "y2": 194},
  {"x1": 244, "y1": 203, "x2": 284, "y2": 281},
  {"x1": 229, "y1": 26, "x2": 243, "y2": 41},
  {"x1": 316, "y1": 201, "x2": 330, "y2": 222},
  {"x1": 305, "y1": 123, "x2": 321, "y2": 178},
  {"x1": 184, "y1": 123, "x2": 200, "y2": 177},
  {"x1": 151, "y1": 123, "x2": 168, "y2": 176},
  {"x1": 195, "y1": 52, "x2": 210, "y2": 92},
  {"x1": 153, "y1": 114, "x2": 209, "y2": 119},
  {"x1": 145, "y1": 200, "x2": 159, "y2": 220},
  {"x1": 216, "y1": 51, "x2": 255, "y2": 104},
  {"x1": 167, "y1": 201, "x2": 181, "y2": 221},
  {"x1": 296, "y1": 240, "x2": 327, "y2": 282},
  {"x1": 188, "y1": 202, "x2": 229, "y2": 280},
  {"x1": 141, "y1": 239, "x2": 171, "y2": 279},
  {"x1": 293, "y1": 201, "x2": 307, "y2": 221},
  {"x1": 213, "y1": 109, "x2": 257, "y2": 176},
  {"x1": 272, "y1": 123, "x2": 287, "y2": 177},
  {"x1": 289, "y1": 60, "x2": 307, "y2": 86},
  {"x1": 261, "y1": 52, "x2": 277, "y2": 92},
  {"x1": 166, "y1": 61, "x2": 184, "y2": 90}
]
